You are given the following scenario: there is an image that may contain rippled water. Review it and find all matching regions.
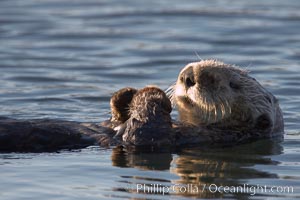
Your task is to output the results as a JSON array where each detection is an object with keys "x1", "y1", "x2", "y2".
[{"x1": 0, "y1": 0, "x2": 300, "y2": 199}]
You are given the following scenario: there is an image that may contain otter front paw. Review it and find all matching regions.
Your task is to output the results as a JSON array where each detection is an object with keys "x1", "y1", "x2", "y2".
[
  {"x1": 113, "y1": 86, "x2": 173, "y2": 146},
  {"x1": 110, "y1": 87, "x2": 137, "y2": 125}
]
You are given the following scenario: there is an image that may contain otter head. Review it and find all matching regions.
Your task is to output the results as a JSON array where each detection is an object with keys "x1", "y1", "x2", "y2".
[{"x1": 169, "y1": 60, "x2": 277, "y2": 132}]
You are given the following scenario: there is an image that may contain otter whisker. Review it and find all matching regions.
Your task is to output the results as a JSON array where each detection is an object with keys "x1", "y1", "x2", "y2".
[
  {"x1": 221, "y1": 101, "x2": 226, "y2": 118},
  {"x1": 207, "y1": 100, "x2": 212, "y2": 123},
  {"x1": 214, "y1": 102, "x2": 217, "y2": 122},
  {"x1": 216, "y1": 101, "x2": 222, "y2": 122},
  {"x1": 165, "y1": 83, "x2": 175, "y2": 97},
  {"x1": 219, "y1": 96, "x2": 226, "y2": 118},
  {"x1": 165, "y1": 83, "x2": 176, "y2": 107},
  {"x1": 194, "y1": 51, "x2": 203, "y2": 61},
  {"x1": 214, "y1": 102, "x2": 217, "y2": 121}
]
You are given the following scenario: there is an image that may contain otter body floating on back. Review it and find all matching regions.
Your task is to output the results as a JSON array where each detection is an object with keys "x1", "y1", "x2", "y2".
[{"x1": 0, "y1": 60, "x2": 284, "y2": 152}]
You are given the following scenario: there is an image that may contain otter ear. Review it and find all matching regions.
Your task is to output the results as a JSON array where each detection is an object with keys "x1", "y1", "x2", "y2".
[
  {"x1": 255, "y1": 113, "x2": 272, "y2": 131},
  {"x1": 110, "y1": 87, "x2": 138, "y2": 123}
]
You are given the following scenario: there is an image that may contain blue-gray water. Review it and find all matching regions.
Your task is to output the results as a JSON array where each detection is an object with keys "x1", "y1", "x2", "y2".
[{"x1": 0, "y1": 0, "x2": 300, "y2": 199}]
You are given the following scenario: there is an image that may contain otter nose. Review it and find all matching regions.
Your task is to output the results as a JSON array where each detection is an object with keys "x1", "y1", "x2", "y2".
[
  {"x1": 185, "y1": 76, "x2": 195, "y2": 88},
  {"x1": 180, "y1": 72, "x2": 196, "y2": 88}
]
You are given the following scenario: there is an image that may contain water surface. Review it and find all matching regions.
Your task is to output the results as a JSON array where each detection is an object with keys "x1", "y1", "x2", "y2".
[{"x1": 0, "y1": 0, "x2": 300, "y2": 199}]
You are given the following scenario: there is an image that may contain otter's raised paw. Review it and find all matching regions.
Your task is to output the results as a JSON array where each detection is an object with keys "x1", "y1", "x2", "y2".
[
  {"x1": 110, "y1": 87, "x2": 137, "y2": 125},
  {"x1": 114, "y1": 86, "x2": 174, "y2": 146}
]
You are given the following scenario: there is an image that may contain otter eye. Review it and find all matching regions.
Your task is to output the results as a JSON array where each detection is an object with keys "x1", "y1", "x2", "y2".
[
  {"x1": 185, "y1": 77, "x2": 195, "y2": 88},
  {"x1": 229, "y1": 82, "x2": 240, "y2": 90}
]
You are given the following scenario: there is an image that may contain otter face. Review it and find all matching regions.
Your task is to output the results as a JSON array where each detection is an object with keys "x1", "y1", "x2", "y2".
[{"x1": 171, "y1": 60, "x2": 276, "y2": 128}]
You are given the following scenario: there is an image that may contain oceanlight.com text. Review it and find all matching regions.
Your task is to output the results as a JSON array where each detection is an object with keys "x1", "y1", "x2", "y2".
[{"x1": 135, "y1": 183, "x2": 294, "y2": 196}]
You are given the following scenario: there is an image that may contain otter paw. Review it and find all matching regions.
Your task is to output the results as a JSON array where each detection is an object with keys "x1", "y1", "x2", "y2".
[
  {"x1": 113, "y1": 86, "x2": 173, "y2": 146},
  {"x1": 110, "y1": 87, "x2": 137, "y2": 124}
]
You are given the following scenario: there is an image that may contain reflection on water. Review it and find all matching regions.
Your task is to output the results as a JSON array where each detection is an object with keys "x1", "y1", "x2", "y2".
[
  {"x1": 111, "y1": 146, "x2": 173, "y2": 171},
  {"x1": 111, "y1": 140, "x2": 285, "y2": 199}
]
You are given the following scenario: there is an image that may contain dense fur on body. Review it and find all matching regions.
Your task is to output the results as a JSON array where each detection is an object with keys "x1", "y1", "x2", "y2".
[
  {"x1": 0, "y1": 117, "x2": 116, "y2": 152},
  {"x1": 167, "y1": 60, "x2": 284, "y2": 135}
]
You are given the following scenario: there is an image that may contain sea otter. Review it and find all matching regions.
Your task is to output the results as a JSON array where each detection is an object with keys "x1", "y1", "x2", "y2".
[
  {"x1": 112, "y1": 60, "x2": 284, "y2": 146},
  {"x1": 0, "y1": 60, "x2": 284, "y2": 152}
]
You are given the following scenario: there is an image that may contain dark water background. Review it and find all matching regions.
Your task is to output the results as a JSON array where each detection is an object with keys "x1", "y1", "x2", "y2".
[{"x1": 0, "y1": 0, "x2": 300, "y2": 199}]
